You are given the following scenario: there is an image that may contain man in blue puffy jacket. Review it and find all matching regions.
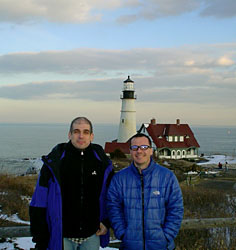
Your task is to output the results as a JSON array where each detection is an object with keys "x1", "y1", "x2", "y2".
[{"x1": 107, "y1": 133, "x2": 183, "y2": 250}]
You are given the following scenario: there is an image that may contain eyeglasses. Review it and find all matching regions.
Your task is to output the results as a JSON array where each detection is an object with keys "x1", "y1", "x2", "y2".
[{"x1": 130, "y1": 145, "x2": 151, "y2": 151}]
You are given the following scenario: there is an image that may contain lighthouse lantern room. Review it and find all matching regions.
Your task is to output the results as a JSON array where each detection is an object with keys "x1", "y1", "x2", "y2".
[{"x1": 117, "y1": 76, "x2": 137, "y2": 142}]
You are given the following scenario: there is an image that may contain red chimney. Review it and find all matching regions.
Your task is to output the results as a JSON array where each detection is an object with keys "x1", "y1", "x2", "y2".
[{"x1": 150, "y1": 118, "x2": 156, "y2": 125}]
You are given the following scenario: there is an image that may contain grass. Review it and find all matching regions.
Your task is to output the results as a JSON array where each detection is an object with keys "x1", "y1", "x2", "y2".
[
  {"x1": 0, "y1": 174, "x2": 37, "y2": 223},
  {"x1": 0, "y1": 174, "x2": 37, "y2": 196},
  {"x1": 181, "y1": 185, "x2": 234, "y2": 219}
]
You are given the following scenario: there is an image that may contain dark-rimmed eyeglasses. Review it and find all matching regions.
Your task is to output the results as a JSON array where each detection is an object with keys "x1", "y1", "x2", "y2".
[{"x1": 130, "y1": 145, "x2": 151, "y2": 151}]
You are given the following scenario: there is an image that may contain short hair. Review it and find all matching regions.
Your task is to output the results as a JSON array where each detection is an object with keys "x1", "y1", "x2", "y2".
[
  {"x1": 129, "y1": 133, "x2": 152, "y2": 147},
  {"x1": 69, "y1": 117, "x2": 93, "y2": 134}
]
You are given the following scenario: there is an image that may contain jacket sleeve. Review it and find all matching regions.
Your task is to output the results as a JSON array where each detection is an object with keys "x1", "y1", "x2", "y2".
[
  {"x1": 106, "y1": 174, "x2": 126, "y2": 240},
  {"x1": 163, "y1": 173, "x2": 184, "y2": 244},
  {"x1": 29, "y1": 164, "x2": 51, "y2": 249}
]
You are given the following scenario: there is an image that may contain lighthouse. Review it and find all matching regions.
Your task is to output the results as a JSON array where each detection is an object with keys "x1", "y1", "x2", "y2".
[{"x1": 117, "y1": 76, "x2": 137, "y2": 142}]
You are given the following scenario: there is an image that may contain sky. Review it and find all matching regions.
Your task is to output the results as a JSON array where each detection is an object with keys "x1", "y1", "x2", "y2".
[{"x1": 0, "y1": 0, "x2": 236, "y2": 126}]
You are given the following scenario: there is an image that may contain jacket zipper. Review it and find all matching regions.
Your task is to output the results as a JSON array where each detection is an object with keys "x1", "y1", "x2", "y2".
[
  {"x1": 80, "y1": 150, "x2": 84, "y2": 231},
  {"x1": 140, "y1": 173, "x2": 146, "y2": 250}
]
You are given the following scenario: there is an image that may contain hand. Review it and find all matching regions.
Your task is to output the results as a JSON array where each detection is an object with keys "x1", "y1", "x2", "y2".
[{"x1": 96, "y1": 222, "x2": 107, "y2": 236}]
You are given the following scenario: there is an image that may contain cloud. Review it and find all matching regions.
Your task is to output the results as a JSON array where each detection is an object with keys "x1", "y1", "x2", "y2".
[
  {"x1": 0, "y1": 45, "x2": 235, "y2": 75},
  {"x1": 117, "y1": 0, "x2": 236, "y2": 24},
  {"x1": 200, "y1": 0, "x2": 236, "y2": 18},
  {"x1": 0, "y1": 0, "x2": 120, "y2": 24},
  {"x1": 0, "y1": 44, "x2": 235, "y2": 112},
  {"x1": 0, "y1": 79, "x2": 121, "y2": 101},
  {"x1": 123, "y1": 0, "x2": 199, "y2": 21},
  {"x1": 0, "y1": 72, "x2": 235, "y2": 107},
  {"x1": 217, "y1": 56, "x2": 234, "y2": 66},
  {"x1": 0, "y1": 49, "x2": 138, "y2": 74},
  {"x1": 0, "y1": 0, "x2": 236, "y2": 24},
  {"x1": 184, "y1": 60, "x2": 195, "y2": 66}
]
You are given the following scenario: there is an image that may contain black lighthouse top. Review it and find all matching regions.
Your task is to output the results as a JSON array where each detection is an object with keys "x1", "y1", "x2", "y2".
[
  {"x1": 121, "y1": 76, "x2": 136, "y2": 99},
  {"x1": 123, "y1": 75, "x2": 134, "y2": 83}
]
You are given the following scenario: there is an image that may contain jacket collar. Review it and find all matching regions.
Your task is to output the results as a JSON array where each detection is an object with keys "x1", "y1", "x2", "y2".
[
  {"x1": 42, "y1": 141, "x2": 111, "y2": 185},
  {"x1": 131, "y1": 157, "x2": 155, "y2": 176},
  {"x1": 66, "y1": 140, "x2": 93, "y2": 156}
]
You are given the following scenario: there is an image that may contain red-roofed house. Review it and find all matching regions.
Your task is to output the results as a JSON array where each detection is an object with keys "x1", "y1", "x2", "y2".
[{"x1": 138, "y1": 118, "x2": 200, "y2": 159}]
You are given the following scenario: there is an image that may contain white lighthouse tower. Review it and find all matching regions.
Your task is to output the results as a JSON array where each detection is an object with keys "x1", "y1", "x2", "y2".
[{"x1": 117, "y1": 76, "x2": 137, "y2": 142}]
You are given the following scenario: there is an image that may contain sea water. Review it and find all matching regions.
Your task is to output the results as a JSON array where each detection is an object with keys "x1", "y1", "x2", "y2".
[
  {"x1": 0, "y1": 123, "x2": 235, "y2": 174},
  {"x1": 192, "y1": 126, "x2": 236, "y2": 156}
]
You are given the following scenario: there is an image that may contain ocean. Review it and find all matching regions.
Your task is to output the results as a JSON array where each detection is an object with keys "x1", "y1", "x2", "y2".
[{"x1": 0, "y1": 123, "x2": 235, "y2": 175}]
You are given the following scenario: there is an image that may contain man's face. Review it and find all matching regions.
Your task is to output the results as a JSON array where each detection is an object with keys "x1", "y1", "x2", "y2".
[
  {"x1": 130, "y1": 136, "x2": 153, "y2": 169},
  {"x1": 68, "y1": 121, "x2": 94, "y2": 150}
]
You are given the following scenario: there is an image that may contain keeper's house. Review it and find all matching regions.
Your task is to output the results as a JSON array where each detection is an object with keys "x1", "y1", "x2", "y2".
[{"x1": 138, "y1": 118, "x2": 200, "y2": 159}]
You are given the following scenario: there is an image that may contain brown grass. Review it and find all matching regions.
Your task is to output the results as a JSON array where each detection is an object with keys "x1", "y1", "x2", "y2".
[
  {"x1": 0, "y1": 174, "x2": 37, "y2": 223},
  {"x1": 0, "y1": 174, "x2": 37, "y2": 196},
  {"x1": 175, "y1": 228, "x2": 236, "y2": 250},
  {"x1": 181, "y1": 184, "x2": 232, "y2": 219}
]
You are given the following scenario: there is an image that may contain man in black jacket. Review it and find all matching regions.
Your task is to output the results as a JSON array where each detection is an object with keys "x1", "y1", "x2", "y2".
[{"x1": 29, "y1": 117, "x2": 113, "y2": 250}]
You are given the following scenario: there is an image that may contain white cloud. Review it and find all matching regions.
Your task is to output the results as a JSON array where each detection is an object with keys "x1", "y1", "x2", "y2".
[
  {"x1": 217, "y1": 56, "x2": 234, "y2": 66},
  {"x1": 184, "y1": 60, "x2": 195, "y2": 66},
  {"x1": 0, "y1": 0, "x2": 120, "y2": 24},
  {"x1": 0, "y1": 0, "x2": 236, "y2": 24},
  {"x1": 1, "y1": 44, "x2": 235, "y2": 75},
  {"x1": 0, "y1": 0, "x2": 45, "y2": 23}
]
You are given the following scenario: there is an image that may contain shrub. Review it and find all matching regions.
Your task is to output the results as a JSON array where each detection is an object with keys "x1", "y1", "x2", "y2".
[{"x1": 110, "y1": 149, "x2": 127, "y2": 159}]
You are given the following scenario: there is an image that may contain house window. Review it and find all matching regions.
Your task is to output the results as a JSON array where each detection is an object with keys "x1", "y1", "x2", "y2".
[
  {"x1": 174, "y1": 136, "x2": 178, "y2": 142},
  {"x1": 169, "y1": 136, "x2": 173, "y2": 142},
  {"x1": 180, "y1": 136, "x2": 184, "y2": 142}
]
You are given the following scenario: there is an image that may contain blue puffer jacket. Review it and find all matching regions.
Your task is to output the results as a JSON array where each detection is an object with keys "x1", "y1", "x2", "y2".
[
  {"x1": 29, "y1": 142, "x2": 113, "y2": 250},
  {"x1": 107, "y1": 159, "x2": 183, "y2": 250}
]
